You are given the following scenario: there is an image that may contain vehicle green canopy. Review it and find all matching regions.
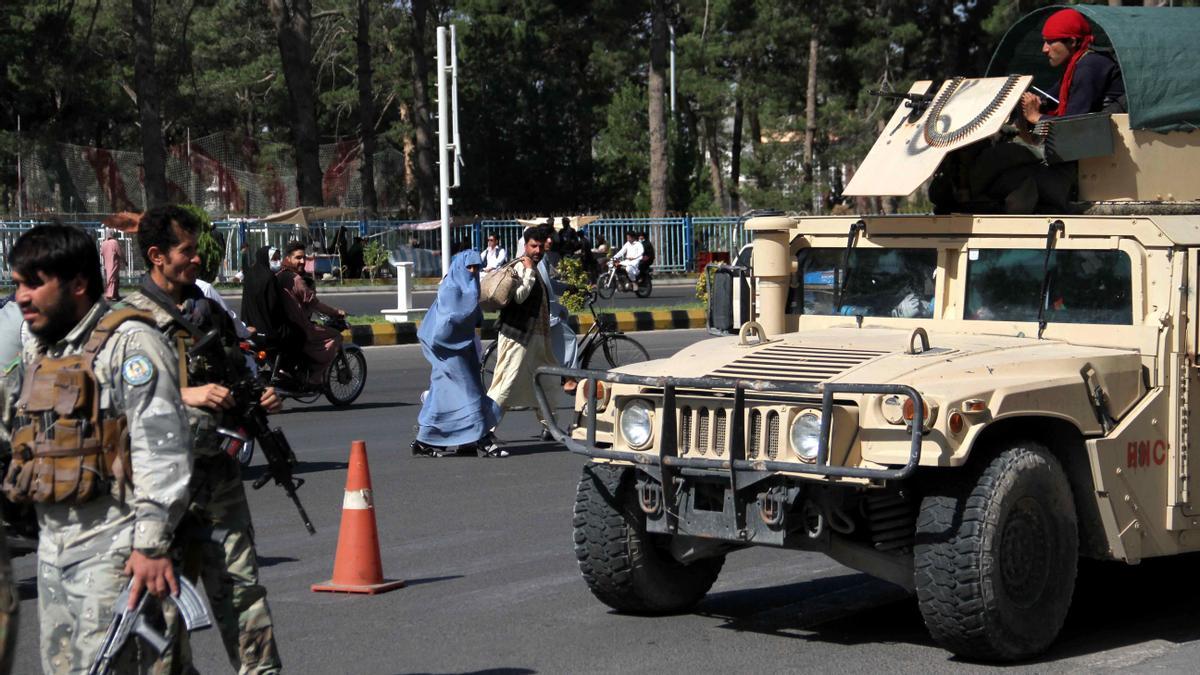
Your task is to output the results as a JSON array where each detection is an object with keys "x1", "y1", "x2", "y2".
[{"x1": 987, "y1": 4, "x2": 1200, "y2": 132}]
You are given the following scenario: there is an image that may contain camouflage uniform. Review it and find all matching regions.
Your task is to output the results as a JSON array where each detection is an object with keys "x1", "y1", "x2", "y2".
[
  {"x1": 18, "y1": 300, "x2": 193, "y2": 674},
  {"x1": 125, "y1": 288, "x2": 281, "y2": 675},
  {"x1": 0, "y1": 357, "x2": 20, "y2": 675},
  {"x1": 0, "y1": 519, "x2": 15, "y2": 675}
]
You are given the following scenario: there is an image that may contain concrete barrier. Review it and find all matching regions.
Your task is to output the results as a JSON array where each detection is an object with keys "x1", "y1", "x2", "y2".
[{"x1": 341, "y1": 309, "x2": 706, "y2": 347}]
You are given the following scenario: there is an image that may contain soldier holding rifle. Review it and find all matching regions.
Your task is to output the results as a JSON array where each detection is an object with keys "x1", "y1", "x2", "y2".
[{"x1": 125, "y1": 206, "x2": 284, "y2": 674}]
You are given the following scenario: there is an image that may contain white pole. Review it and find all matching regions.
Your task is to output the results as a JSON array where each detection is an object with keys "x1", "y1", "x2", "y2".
[
  {"x1": 669, "y1": 26, "x2": 676, "y2": 113},
  {"x1": 15, "y1": 115, "x2": 22, "y2": 218},
  {"x1": 436, "y1": 26, "x2": 452, "y2": 275},
  {"x1": 450, "y1": 25, "x2": 462, "y2": 188},
  {"x1": 187, "y1": 127, "x2": 193, "y2": 205}
]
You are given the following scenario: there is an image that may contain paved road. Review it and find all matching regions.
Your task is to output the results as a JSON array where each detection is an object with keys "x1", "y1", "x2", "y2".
[
  {"x1": 11, "y1": 329, "x2": 1200, "y2": 673},
  {"x1": 223, "y1": 283, "x2": 698, "y2": 318}
]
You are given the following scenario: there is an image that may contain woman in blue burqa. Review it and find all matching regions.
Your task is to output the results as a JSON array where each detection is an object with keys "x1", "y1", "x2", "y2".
[{"x1": 412, "y1": 249, "x2": 504, "y2": 457}]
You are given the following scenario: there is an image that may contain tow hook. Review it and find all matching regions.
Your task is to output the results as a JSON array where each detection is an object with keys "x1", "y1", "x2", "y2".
[
  {"x1": 803, "y1": 502, "x2": 826, "y2": 539},
  {"x1": 758, "y1": 487, "x2": 787, "y2": 527},
  {"x1": 638, "y1": 480, "x2": 663, "y2": 515}
]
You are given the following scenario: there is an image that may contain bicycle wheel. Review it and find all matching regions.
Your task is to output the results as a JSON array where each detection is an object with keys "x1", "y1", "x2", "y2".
[
  {"x1": 598, "y1": 334, "x2": 650, "y2": 369},
  {"x1": 324, "y1": 345, "x2": 368, "y2": 406},
  {"x1": 481, "y1": 340, "x2": 498, "y2": 389},
  {"x1": 596, "y1": 272, "x2": 617, "y2": 299}
]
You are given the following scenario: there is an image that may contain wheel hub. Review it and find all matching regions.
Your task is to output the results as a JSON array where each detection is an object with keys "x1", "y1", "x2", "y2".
[{"x1": 998, "y1": 496, "x2": 1051, "y2": 607}]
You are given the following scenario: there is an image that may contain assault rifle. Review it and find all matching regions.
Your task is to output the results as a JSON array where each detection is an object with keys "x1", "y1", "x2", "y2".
[
  {"x1": 222, "y1": 375, "x2": 317, "y2": 535},
  {"x1": 88, "y1": 576, "x2": 212, "y2": 675},
  {"x1": 187, "y1": 330, "x2": 316, "y2": 535}
]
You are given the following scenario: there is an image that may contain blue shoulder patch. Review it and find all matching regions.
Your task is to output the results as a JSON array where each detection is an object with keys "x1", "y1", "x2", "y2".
[{"x1": 121, "y1": 354, "x2": 155, "y2": 386}]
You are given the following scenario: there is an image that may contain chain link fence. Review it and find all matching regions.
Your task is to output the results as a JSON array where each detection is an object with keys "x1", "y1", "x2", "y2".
[{"x1": 14, "y1": 133, "x2": 409, "y2": 216}]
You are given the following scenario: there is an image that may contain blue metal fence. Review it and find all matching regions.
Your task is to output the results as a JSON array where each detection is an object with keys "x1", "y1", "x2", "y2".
[
  {"x1": 0, "y1": 215, "x2": 750, "y2": 281},
  {"x1": 474, "y1": 216, "x2": 749, "y2": 273}
]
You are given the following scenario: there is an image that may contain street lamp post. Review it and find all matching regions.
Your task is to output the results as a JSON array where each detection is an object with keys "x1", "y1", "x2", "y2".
[
  {"x1": 435, "y1": 25, "x2": 462, "y2": 276},
  {"x1": 16, "y1": 115, "x2": 23, "y2": 218}
]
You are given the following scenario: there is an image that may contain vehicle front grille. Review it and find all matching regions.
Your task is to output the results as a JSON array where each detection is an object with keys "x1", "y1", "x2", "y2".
[
  {"x1": 676, "y1": 404, "x2": 816, "y2": 462},
  {"x1": 766, "y1": 411, "x2": 780, "y2": 459},
  {"x1": 709, "y1": 344, "x2": 886, "y2": 384},
  {"x1": 748, "y1": 410, "x2": 762, "y2": 459},
  {"x1": 680, "y1": 407, "x2": 693, "y2": 454},
  {"x1": 713, "y1": 410, "x2": 727, "y2": 457}
]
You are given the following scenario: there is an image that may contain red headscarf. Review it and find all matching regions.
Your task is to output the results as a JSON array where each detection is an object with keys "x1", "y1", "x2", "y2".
[{"x1": 1042, "y1": 8, "x2": 1094, "y2": 117}]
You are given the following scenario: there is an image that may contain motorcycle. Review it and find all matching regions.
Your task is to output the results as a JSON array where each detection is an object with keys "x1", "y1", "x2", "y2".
[
  {"x1": 249, "y1": 315, "x2": 368, "y2": 408},
  {"x1": 596, "y1": 258, "x2": 653, "y2": 299}
]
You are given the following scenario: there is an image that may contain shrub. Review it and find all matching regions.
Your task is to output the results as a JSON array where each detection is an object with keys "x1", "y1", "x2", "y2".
[
  {"x1": 363, "y1": 240, "x2": 388, "y2": 278},
  {"x1": 557, "y1": 255, "x2": 591, "y2": 313},
  {"x1": 695, "y1": 267, "x2": 709, "y2": 305}
]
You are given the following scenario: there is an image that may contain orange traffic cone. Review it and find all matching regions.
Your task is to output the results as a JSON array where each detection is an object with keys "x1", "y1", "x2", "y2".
[{"x1": 312, "y1": 440, "x2": 405, "y2": 594}]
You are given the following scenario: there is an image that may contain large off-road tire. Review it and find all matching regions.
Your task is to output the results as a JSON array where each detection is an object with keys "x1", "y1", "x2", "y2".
[
  {"x1": 914, "y1": 442, "x2": 1078, "y2": 661},
  {"x1": 573, "y1": 464, "x2": 724, "y2": 613}
]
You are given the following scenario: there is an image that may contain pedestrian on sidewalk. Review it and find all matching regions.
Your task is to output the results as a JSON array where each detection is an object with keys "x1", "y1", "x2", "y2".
[
  {"x1": 482, "y1": 232, "x2": 508, "y2": 272},
  {"x1": 100, "y1": 229, "x2": 122, "y2": 300},
  {"x1": 413, "y1": 250, "x2": 502, "y2": 458},
  {"x1": 486, "y1": 225, "x2": 559, "y2": 452}
]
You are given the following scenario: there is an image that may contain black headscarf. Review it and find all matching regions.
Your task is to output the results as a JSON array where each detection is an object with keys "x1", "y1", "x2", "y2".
[{"x1": 241, "y1": 245, "x2": 300, "y2": 351}]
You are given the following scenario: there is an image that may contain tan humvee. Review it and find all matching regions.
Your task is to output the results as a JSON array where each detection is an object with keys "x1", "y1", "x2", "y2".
[{"x1": 537, "y1": 6, "x2": 1200, "y2": 663}]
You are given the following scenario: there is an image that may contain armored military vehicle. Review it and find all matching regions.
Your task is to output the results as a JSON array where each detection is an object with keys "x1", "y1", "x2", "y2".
[{"x1": 534, "y1": 5, "x2": 1200, "y2": 662}]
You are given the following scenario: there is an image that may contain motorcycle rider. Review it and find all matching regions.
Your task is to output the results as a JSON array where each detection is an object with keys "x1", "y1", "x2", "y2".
[
  {"x1": 277, "y1": 241, "x2": 348, "y2": 386},
  {"x1": 611, "y1": 231, "x2": 644, "y2": 291},
  {"x1": 637, "y1": 231, "x2": 655, "y2": 280}
]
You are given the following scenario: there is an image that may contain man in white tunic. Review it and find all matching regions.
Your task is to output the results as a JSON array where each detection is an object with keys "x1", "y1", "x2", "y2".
[{"x1": 612, "y1": 231, "x2": 644, "y2": 286}]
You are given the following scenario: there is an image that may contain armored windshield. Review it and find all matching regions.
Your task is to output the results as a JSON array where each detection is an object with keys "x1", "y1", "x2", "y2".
[
  {"x1": 793, "y1": 248, "x2": 937, "y2": 318},
  {"x1": 964, "y1": 249, "x2": 1132, "y2": 324}
]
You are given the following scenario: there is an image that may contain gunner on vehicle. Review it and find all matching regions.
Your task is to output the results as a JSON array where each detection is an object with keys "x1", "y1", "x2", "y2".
[{"x1": 1019, "y1": 8, "x2": 1126, "y2": 125}]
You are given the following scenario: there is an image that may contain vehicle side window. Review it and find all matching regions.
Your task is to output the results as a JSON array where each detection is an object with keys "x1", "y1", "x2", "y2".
[
  {"x1": 964, "y1": 249, "x2": 1133, "y2": 325},
  {"x1": 792, "y1": 248, "x2": 937, "y2": 318}
]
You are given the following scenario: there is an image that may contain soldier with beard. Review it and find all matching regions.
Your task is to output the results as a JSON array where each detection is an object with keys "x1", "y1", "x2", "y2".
[{"x1": 1, "y1": 223, "x2": 192, "y2": 673}]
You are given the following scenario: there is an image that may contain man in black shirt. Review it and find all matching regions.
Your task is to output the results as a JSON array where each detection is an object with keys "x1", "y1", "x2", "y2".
[{"x1": 1020, "y1": 8, "x2": 1125, "y2": 124}]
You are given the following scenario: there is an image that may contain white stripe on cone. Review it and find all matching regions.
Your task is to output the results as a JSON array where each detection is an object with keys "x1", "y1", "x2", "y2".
[{"x1": 343, "y1": 488, "x2": 374, "y2": 510}]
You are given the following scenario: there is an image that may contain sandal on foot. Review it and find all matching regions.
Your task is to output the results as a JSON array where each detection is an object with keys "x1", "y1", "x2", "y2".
[
  {"x1": 412, "y1": 440, "x2": 456, "y2": 457},
  {"x1": 477, "y1": 443, "x2": 509, "y2": 458}
]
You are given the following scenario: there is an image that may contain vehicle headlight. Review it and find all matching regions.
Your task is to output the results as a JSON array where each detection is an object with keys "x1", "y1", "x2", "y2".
[
  {"x1": 790, "y1": 410, "x2": 822, "y2": 463},
  {"x1": 619, "y1": 399, "x2": 654, "y2": 449}
]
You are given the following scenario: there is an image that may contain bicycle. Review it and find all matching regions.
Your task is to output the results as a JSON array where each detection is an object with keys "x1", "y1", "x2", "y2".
[{"x1": 481, "y1": 292, "x2": 650, "y2": 389}]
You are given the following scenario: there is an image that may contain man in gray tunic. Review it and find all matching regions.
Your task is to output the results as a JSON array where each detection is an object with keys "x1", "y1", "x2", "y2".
[{"x1": 1, "y1": 224, "x2": 192, "y2": 673}]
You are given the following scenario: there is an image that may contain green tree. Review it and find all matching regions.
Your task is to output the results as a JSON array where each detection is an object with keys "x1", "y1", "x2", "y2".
[
  {"x1": 268, "y1": 0, "x2": 325, "y2": 205},
  {"x1": 179, "y1": 204, "x2": 225, "y2": 281}
]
